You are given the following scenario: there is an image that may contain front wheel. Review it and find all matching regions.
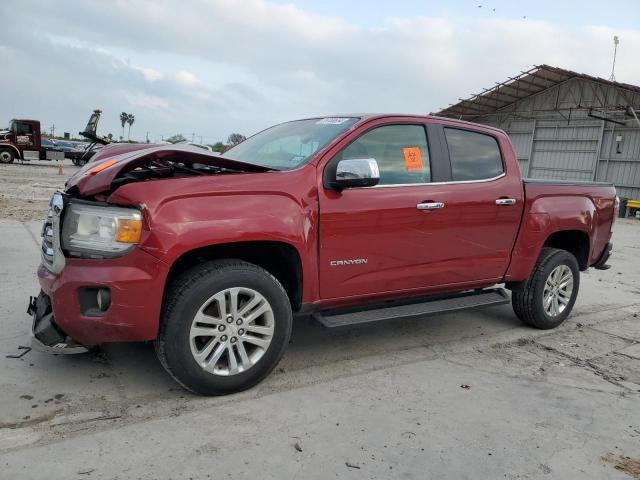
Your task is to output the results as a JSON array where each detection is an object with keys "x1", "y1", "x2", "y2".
[
  {"x1": 512, "y1": 248, "x2": 580, "y2": 329},
  {"x1": 0, "y1": 148, "x2": 15, "y2": 164},
  {"x1": 156, "y1": 259, "x2": 292, "y2": 395}
]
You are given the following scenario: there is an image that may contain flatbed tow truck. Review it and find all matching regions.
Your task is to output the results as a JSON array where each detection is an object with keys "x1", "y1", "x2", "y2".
[{"x1": 0, "y1": 110, "x2": 111, "y2": 165}]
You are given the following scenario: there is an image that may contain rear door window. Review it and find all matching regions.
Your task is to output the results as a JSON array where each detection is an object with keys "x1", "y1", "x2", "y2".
[
  {"x1": 444, "y1": 128, "x2": 503, "y2": 181},
  {"x1": 339, "y1": 124, "x2": 431, "y2": 185}
]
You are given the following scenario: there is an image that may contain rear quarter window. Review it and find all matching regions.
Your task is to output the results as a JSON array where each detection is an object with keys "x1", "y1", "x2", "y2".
[{"x1": 444, "y1": 128, "x2": 503, "y2": 181}]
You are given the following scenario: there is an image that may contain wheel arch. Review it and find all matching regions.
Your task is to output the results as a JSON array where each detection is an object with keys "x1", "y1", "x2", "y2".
[
  {"x1": 0, "y1": 144, "x2": 20, "y2": 159},
  {"x1": 506, "y1": 228, "x2": 590, "y2": 291},
  {"x1": 164, "y1": 240, "x2": 304, "y2": 311},
  {"x1": 542, "y1": 229, "x2": 590, "y2": 270}
]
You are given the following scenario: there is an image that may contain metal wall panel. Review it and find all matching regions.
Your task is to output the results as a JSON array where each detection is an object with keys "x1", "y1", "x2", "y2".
[{"x1": 475, "y1": 77, "x2": 640, "y2": 200}]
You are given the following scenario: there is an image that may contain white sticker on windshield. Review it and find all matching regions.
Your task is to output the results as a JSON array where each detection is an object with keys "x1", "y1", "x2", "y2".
[{"x1": 316, "y1": 117, "x2": 350, "y2": 125}]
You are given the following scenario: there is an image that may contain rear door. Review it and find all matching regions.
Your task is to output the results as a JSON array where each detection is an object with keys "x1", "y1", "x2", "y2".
[{"x1": 429, "y1": 125, "x2": 524, "y2": 281}]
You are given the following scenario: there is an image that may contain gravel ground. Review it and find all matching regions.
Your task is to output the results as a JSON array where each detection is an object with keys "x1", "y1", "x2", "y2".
[
  {"x1": 0, "y1": 161, "x2": 79, "y2": 221},
  {"x1": 0, "y1": 163, "x2": 639, "y2": 479}
]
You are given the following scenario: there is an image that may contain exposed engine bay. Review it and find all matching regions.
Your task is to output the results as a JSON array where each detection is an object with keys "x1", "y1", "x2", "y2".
[
  {"x1": 64, "y1": 144, "x2": 272, "y2": 198},
  {"x1": 111, "y1": 157, "x2": 248, "y2": 190}
]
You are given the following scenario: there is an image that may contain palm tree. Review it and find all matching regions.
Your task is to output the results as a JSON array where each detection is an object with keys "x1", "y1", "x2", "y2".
[
  {"x1": 127, "y1": 114, "x2": 135, "y2": 141},
  {"x1": 120, "y1": 112, "x2": 128, "y2": 140}
]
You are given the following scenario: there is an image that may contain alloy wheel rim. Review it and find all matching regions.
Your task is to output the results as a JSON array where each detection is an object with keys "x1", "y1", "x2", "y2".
[
  {"x1": 542, "y1": 265, "x2": 573, "y2": 317},
  {"x1": 189, "y1": 287, "x2": 274, "y2": 376},
  {"x1": 0, "y1": 151, "x2": 12, "y2": 163}
]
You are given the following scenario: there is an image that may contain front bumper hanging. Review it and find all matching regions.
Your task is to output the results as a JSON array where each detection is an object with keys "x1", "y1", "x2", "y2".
[{"x1": 27, "y1": 291, "x2": 88, "y2": 354}]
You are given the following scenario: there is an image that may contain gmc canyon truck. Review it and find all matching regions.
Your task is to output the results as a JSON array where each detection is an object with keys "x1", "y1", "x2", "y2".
[{"x1": 28, "y1": 115, "x2": 617, "y2": 395}]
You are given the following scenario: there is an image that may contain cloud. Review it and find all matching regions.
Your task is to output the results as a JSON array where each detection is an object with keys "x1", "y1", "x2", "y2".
[
  {"x1": 0, "y1": 0, "x2": 638, "y2": 143},
  {"x1": 124, "y1": 92, "x2": 170, "y2": 110},
  {"x1": 175, "y1": 70, "x2": 201, "y2": 87},
  {"x1": 132, "y1": 65, "x2": 163, "y2": 81}
]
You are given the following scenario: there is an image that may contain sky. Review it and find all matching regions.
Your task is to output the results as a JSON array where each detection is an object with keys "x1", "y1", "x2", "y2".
[{"x1": 1, "y1": 0, "x2": 639, "y2": 144}]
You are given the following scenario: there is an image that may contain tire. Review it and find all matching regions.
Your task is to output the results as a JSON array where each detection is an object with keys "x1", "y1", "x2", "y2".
[
  {"x1": 511, "y1": 247, "x2": 580, "y2": 329},
  {"x1": 156, "y1": 259, "x2": 292, "y2": 395},
  {"x1": 0, "y1": 148, "x2": 16, "y2": 164}
]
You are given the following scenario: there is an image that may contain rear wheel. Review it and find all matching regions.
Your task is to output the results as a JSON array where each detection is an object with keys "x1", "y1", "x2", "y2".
[
  {"x1": 156, "y1": 259, "x2": 292, "y2": 395},
  {"x1": 0, "y1": 148, "x2": 15, "y2": 164},
  {"x1": 512, "y1": 247, "x2": 580, "y2": 329}
]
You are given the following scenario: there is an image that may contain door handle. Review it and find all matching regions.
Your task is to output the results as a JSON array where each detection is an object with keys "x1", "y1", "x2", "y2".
[
  {"x1": 495, "y1": 198, "x2": 516, "y2": 205},
  {"x1": 417, "y1": 202, "x2": 444, "y2": 210}
]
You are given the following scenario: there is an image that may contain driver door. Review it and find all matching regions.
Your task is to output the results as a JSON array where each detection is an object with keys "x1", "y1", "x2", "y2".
[
  {"x1": 13, "y1": 121, "x2": 35, "y2": 149},
  {"x1": 318, "y1": 123, "x2": 439, "y2": 299}
]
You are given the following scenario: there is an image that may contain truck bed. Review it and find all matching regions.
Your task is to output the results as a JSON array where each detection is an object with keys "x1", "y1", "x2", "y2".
[
  {"x1": 523, "y1": 178, "x2": 614, "y2": 187},
  {"x1": 504, "y1": 178, "x2": 617, "y2": 282}
]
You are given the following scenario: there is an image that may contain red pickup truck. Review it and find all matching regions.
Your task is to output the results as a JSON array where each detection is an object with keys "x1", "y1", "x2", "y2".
[{"x1": 29, "y1": 114, "x2": 617, "y2": 395}]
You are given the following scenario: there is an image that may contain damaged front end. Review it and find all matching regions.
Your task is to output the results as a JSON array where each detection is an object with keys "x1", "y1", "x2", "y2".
[
  {"x1": 65, "y1": 143, "x2": 271, "y2": 198},
  {"x1": 29, "y1": 144, "x2": 267, "y2": 353},
  {"x1": 29, "y1": 192, "x2": 88, "y2": 353}
]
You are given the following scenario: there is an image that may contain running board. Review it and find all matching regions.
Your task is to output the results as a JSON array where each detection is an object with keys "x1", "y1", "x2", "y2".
[{"x1": 313, "y1": 288, "x2": 510, "y2": 328}]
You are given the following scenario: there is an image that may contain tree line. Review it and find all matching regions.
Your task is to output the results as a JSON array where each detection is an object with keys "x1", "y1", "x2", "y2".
[{"x1": 116, "y1": 111, "x2": 246, "y2": 150}]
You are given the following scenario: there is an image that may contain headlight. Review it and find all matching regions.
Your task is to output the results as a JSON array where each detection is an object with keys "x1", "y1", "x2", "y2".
[{"x1": 61, "y1": 202, "x2": 143, "y2": 258}]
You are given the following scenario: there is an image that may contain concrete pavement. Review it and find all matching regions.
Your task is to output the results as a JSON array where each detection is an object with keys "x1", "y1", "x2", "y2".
[{"x1": 0, "y1": 217, "x2": 639, "y2": 479}]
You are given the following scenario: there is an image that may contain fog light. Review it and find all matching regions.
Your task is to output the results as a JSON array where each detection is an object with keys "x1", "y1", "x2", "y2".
[{"x1": 96, "y1": 288, "x2": 111, "y2": 312}]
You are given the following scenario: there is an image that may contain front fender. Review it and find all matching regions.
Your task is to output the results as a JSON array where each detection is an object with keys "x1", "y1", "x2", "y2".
[{"x1": 107, "y1": 168, "x2": 320, "y2": 302}]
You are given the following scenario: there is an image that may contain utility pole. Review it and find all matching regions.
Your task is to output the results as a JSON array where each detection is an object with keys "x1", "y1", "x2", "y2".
[
  {"x1": 609, "y1": 35, "x2": 619, "y2": 82},
  {"x1": 146, "y1": 131, "x2": 150, "y2": 143},
  {"x1": 50, "y1": 124, "x2": 55, "y2": 137},
  {"x1": 191, "y1": 132, "x2": 195, "y2": 142}
]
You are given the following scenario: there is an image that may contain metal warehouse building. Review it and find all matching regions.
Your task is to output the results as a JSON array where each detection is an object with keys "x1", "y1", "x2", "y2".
[{"x1": 436, "y1": 64, "x2": 640, "y2": 202}]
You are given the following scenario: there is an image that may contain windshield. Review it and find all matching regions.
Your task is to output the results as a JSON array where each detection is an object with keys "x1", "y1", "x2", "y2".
[{"x1": 222, "y1": 117, "x2": 360, "y2": 170}]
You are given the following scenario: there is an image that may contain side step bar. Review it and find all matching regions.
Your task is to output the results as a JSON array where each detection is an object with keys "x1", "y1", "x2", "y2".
[{"x1": 313, "y1": 288, "x2": 510, "y2": 328}]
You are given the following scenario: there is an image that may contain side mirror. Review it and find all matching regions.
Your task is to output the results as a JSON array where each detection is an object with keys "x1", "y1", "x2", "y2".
[{"x1": 330, "y1": 158, "x2": 380, "y2": 189}]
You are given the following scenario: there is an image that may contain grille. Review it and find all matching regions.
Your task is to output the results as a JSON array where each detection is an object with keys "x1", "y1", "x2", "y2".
[
  {"x1": 40, "y1": 192, "x2": 66, "y2": 274},
  {"x1": 41, "y1": 208, "x2": 55, "y2": 263}
]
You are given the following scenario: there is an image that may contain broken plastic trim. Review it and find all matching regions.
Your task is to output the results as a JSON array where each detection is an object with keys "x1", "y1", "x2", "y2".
[{"x1": 29, "y1": 291, "x2": 88, "y2": 354}]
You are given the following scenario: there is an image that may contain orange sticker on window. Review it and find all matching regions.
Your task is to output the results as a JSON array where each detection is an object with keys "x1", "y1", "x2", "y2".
[{"x1": 403, "y1": 147, "x2": 423, "y2": 171}]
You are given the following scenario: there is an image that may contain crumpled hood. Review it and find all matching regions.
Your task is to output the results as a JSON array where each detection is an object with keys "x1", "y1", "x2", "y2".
[{"x1": 65, "y1": 143, "x2": 270, "y2": 197}]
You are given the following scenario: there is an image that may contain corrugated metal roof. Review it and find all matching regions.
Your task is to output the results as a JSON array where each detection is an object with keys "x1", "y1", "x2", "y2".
[{"x1": 435, "y1": 64, "x2": 640, "y2": 119}]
